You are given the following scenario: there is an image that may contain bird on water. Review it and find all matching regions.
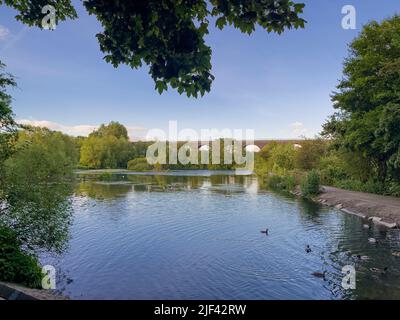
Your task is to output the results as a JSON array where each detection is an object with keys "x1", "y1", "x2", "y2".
[{"x1": 311, "y1": 271, "x2": 327, "y2": 280}]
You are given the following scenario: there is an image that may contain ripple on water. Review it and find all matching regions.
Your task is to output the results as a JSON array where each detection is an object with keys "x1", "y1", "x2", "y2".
[{"x1": 42, "y1": 175, "x2": 400, "y2": 299}]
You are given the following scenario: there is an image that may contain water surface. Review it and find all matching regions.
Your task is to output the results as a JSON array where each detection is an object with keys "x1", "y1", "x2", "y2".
[{"x1": 43, "y1": 172, "x2": 400, "y2": 299}]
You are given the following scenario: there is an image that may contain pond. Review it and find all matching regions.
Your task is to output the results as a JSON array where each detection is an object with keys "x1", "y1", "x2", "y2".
[{"x1": 43, "y1": 171, "x2": 400, "y2": 299}]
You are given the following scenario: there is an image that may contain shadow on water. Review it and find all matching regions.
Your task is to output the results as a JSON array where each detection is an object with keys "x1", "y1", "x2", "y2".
[{"x1": 298, "y1": 197, "x2": 323, "y2": 222}]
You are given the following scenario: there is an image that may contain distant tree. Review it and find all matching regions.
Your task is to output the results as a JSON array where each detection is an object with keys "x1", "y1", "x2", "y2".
[
  {"x1": 258, "y1": 142, "x2": 296, "y2": 175},
  {"x1": 2, "y1": 0, "x2": 306, "y2": 97},
  {"x1": 127, "y1": 157, "x2": 153, "y2": 172},
  {"x1": 79, "y1": 122, "x2": 133, "y2": 168},
  {"x1": 90, "y1": 121, "x2": 129, "y2": 140},
  {"x1": 5, "y1": 127, "x2": 78, "y2": 183},
  {"x1": 323, "y1": 16, "x2": 400, "y2": 183},
  {"x1": 294, "y1": 138, "x2": 327, "y2": 171},
  {"x1": 132, "y1": 141, "x2": 153, "y2": 159}
]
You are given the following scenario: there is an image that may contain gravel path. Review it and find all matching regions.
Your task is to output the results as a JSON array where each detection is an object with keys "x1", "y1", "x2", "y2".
[{"x1": 318, "y1": 186, "x2": 400, "y2": 227}]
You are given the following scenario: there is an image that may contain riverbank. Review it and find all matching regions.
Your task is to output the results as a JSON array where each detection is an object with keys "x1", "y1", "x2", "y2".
[
  {"x1": 316, "y1": 186, "x2": 400, "y2": 228},
  {"x1": 0, "y1": 282, "x2": 67, "y2": 300}
]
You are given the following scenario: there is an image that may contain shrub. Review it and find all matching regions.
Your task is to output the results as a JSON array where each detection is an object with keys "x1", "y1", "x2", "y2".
[
  {"x1": 266, "y1": 174, "x2": 296, "y2": 192},
  {"x1": 333, "y1": 179, "x2": 386, "y2": 195},
  {"x1": 387, "y1": 182, "x2": 400, "y2": 197},
  {"x1": 127, "y1": 157, "x2": 153, "y2": 171},
  {"x1": 301, "y1": 170, "x2": 321, "y2": 197},
  {"x1": 0, "y1": 225, "x2": 42, "y2": 288},
  {"x1": 258, "y1": 142, "x2": 296, "y2": 175},
  {"x1": 266, "y1": 175, "x2": 282, "y2": 190},
  {"x1": 294, "y1": 138, "x2": 327, "y2": 171},
  {"x1": 281, "y1": 175, "x2": 296, "y2": 191},
  {"x1": 318, "y1": 152, "x2": 348, "y2": 185}
]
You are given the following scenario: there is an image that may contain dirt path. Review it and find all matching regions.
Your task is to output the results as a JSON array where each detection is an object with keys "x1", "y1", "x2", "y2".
[
  {"x1": 318, "y1": 186, "x2": 400, "y2": 227},
  {"x1": 0, "y1": 282, "x2": 67, "y2": 300}
]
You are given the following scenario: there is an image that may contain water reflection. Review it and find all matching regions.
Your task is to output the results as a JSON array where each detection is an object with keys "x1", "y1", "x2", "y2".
[
  {"x1": 2, "y1": 181, "x2": 74, "y2": 254},
  {"x1": 51, "y1": 172, "x2": 400, "y2": 299},
  {"x1": 78, "y1": 181, "x2": 133, "y2": 200},
  {"x1": 76, "y1": 172, "x2": 261, "y2": 198}
]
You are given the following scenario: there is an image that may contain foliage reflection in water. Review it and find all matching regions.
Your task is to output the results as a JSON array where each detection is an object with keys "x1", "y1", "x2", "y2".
[{"x1": 42, "y1": 171, "x2": 400, "y2": 299}]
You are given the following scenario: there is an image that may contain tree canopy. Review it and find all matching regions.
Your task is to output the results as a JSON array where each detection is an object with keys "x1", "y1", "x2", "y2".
[
  {"x1": 90, "y1": 121, "x2": 129, "y2": 140},
  {"x1": 0, "y1": 61, "x2": 20, "y2": 182},
  {"x1": 2, "y1": 0, "x2": 306, "y2": 97},
  {"x1": 2, "y1": 127, "x2": 77, "y2": 254},
  {"x1": 323, "y1": 16, "x2": 400, "y2": 183},
  {"x1": 79, "y1": 121, "x2": 133, "y2": 169}
]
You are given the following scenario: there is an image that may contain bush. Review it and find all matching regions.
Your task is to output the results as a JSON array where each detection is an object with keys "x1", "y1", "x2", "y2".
[
  {"x1": 0, "y1": 225, "x2": 42, "y2": 288},
  {"x1": 294, "y1": 138, "x2": 327, "y2": 171},
  {"x1": 387, "y1": 182, "x2": 400, "y2": 197},
  {"x1": 127, "y1": 157, "x2": 153, "y2": 171},
  {"x1": 301, "y1": 170, "x2": 321, "y2": 197},
  {"x1": 318, "y1": 152, "x2": 348, "y2": 185},
  {"x1": 333, "y1": 179, "x2": 386, "y2": 195},
  {"x1": 266, "y1": 174, "x2": 296, "y2": 192},
  {"x1": 258, "y1": 142, "x2": 296, "y2": 175}
]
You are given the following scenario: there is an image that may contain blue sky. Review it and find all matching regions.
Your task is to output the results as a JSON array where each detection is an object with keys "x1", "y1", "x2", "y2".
[{"x1": 0, "y1": 0, "x2": 399, "y2": 140}]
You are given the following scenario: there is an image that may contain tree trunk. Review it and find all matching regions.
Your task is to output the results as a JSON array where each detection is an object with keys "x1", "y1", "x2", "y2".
[{"x1": 377, "y1": 160, "x2": 388, "y2": 183}]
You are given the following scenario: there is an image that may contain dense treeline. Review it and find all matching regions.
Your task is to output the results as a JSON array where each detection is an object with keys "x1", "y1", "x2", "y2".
[
  {"x1": 0, "y1": 62, "x2": 76, "y2": 287},
  {"x1": 255, "y1": 16, "x2": 400, "y2": 197},
  {"x1": 323, "y1": 16, "x2": 400, "y2": 190},
  {"x1": 76, "y1": 123, "x2": 246, "y2": 171}
]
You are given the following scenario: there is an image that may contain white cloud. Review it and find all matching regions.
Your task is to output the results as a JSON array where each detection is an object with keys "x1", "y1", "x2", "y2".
[
  {"x1": 0, "y1": 25, "x2": 10, "y2": 40},
  {"x1": 0, "y1": 26, "x2": 30, "y2": 52},
  {"x1": 290, "y1": 122, "x2": 308, "y2": 138},
  {"x1": 17, "y1": 119, "x2": 147, "y2": 140}
]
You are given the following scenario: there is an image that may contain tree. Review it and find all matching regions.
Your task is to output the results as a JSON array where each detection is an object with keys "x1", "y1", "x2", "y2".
[
  {"x1": 127, "y1": 157, "x2": 153, "y2": 172},
  {"x1": 79, "y1": 122, "x2": 134, "y2": 168},
  {"x1": 2, "y1": 0, "x2": 306, "y2": 97},
  {"x1": 0, "y1": 61, "x2": 19, "y2": 168},
  {"x1": 2, "y1": 127, "x2": 77, "y2": 254},
  {"x1": 257, "y1": 142, "x2": 296, "y2": 175},
  {"x1": 0, "y1": 0, "x2": 77, "y2": 26},
  {"x1": 0, "y1": 63, "x2": 76, "y2": 287},
  {"x1": 132, "y1": 141, "x2": 153, "y2": 159},
  {"x1": 323, "y1": 16, "x2": 400, "y2": 184},
  {"x1": 294, "y1": 138, "x2": 327, "y2": 171},
  {"x1": 90, "y1": 121, "x2": 128, "y2": 140}
]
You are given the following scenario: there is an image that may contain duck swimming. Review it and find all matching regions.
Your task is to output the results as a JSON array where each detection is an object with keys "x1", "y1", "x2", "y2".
[
  {"x1": 370, "y1": 267, "x2": 388, "y2": 274},
  {"x1": 311, "y1": 271, "x2": 327, "y2": 280},
  {"x1": 305, "y1": 245, "x2": 312, "y2": 253},
  {"x1": 260, "y1": 228, "x2": 269, "y2": 235}
]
